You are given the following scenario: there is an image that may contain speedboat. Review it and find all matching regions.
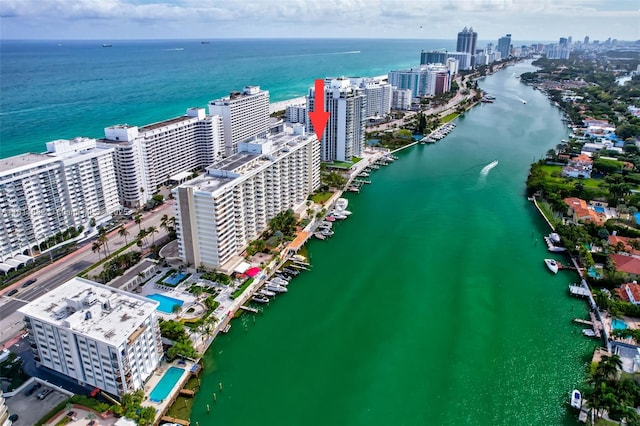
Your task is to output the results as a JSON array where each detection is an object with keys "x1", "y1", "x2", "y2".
[
  {"x1": 340, "y1": 210, "x2": 352, "y2": 216},
  {"x1": 548, "y1": 245, "x2": 567, "y2": 253},
  {"x1": 252, "y1": 294, "x2": 269, "y2": 304},
  {"x1": 292, "y1": 254, "x2": 306, "y2": 262},
  {"x1": 335, "y1": 198, "x2": 349, "y2": 211},
  {"x1": 270, "y1": 277, "x2": 289, "y2": 286},
  {"x1": 332, "y1": 213, "x2": 347, "y2": 220},
  {"x1": 549, "y1": 233, "x2": 561, "y2": 244},
  {"x1": 259, "y1": 289, "x2": 276, "y2": 297},
  {"x1": 265, "y1": 283, "x2": 287, "y2": 293},
  {"x1": 544, "y1": 259, "x2": 559, "y2": 274},
  {"x1": 325, "y1": 216, "x2": 336, "y2": 222},
  {"x1": 570, "y1": 389, "x2": 582, "y2": 409},
  {"x1": 582, "y1": 329, "x2": 596, "y2": 337}
]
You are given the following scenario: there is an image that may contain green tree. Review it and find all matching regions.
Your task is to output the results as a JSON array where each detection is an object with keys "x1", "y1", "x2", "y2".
[{"x1": 118, "y1": 225, "x2": 129, "y2": 245}]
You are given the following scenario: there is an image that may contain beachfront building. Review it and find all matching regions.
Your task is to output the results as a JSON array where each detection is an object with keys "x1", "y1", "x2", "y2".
[
  {"x1": 392, "y1": 88, "x2": 412, "y2": 110},
  {"x1": 285, "y1": 104, "x2": 307, "y2": 124},
  {"x1": 0, "y1": 138, "x2": 118, "y2": 270},
  {"x1": 208, "y1": 86, "x2": 270, "y2": 157},
  {"x1": 350, "y1": 77, "x2": 392, "y2": 119},
  {"x1": 497, "y1": 34, "x2": 512, "y2": 59},
  {"x1": 420, "y1": 50, "x2": 447, "y2": 65},
  {"x1": 446, "y1": 52, "x2": 472, "y2": 71},
  {"x1": 388, "y1": 64, "x2": 451, "y2": 98},
  {"x1": 97, "y1": 108, "x2": 223, "y2": 208},
  {"x1": 173, "y1": 126, "x2": 320, "y2": 269},
  {"x1": 457, "y1": 27, "x2": 478, "y2": 58},
  {"x1": 18, "y1": 277, "x2": 163, "y2": 398},
  {"x1": 307, "y1": 78, "x2": 366, "y2": 162}
]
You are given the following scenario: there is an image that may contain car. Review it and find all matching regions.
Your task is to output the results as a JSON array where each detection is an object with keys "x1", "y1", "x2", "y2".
[
  {"x1": 8, "y1": 414, "x2": 18, "y2": 422},
  {"x1": 22, "y1": 278, "x2": 37, "y2": 287},
  {"x1": 66, "y1": 410, "x2": 76, "y2": 418},
  {"x1": 36, "y1": 388, "x2": 52, "y2": 399},
  {"x1": 7, "y1": 289, "x2": 18, "y2": 296}
]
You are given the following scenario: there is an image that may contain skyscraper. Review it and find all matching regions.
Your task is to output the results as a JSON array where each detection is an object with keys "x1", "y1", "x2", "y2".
[
  {"x1": 307, "y1": 78, "x2": 366, "y2": 162},
  {"x1": 420, "y1": 50, "x2": 447, "y2": 65},
  {"x1": 584, "y1": 36, "x2": 590, "y2": 45},
  {"x1": 497, "y1": 34, "x2": 512, "y2": 60},
  {"x1": 456, "y1": 27, "x2": 477, "y2": 56}
]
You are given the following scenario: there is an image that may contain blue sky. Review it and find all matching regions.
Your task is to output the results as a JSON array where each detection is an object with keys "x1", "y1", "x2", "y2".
[{"x1": 1, "y1": 0, "x2": 638, "y2": 41}]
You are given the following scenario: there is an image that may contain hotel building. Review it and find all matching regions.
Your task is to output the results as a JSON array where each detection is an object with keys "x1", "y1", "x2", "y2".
[
  {"x1": 0, "y1": 138, "x2": 118, "y2": 271},
  {"x1": 18, "y1": 277, "x2": 163, "y2": 398},
  {"x1": 174, "y1": 126, "x2": 320, "y2": 269},
  {"x1": 307, "y1": 78, "x2": 366, "y2": 162},
  {"x1": 97, "y1": 108, "x2": 224, "y2": 208},
  {"x1": 351, "y1": 78, "x2": 392, "y2": 119},
  {"x1": 420, "y1": 50, "x2": 448, "y2": 65},
  {"x1": 388, "y1": 64, "x2": 451, "y2": 98},
  {"x1": 208, "y1": 86, "x2": 270, "y2": 157}
]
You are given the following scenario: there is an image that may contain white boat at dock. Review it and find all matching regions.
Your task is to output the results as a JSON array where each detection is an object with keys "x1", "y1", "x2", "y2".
[
  {"x1": 335, "y1": 198, "x2": 348, "y2": 210},
  {"x1": 292, "y1": 254, "x2": 307, "y2": 262},
  {"x1": 582, "y1": 329, "x2": 596, "y2": 338},
  {"x1": 570, "y1": 389, "x2": 582, "y2": 409},
  {"x1": 270, "y1": 277, "x2": 289, "y2": 286},
  {"x1": 259, "y1": 288, "x2": 276, "y2": 297},
  {"x1": 544, "y1": 258, "x2": 559, "y2": 274},
  {"x1": 265, "y1": 283, "x2": 288, "y2": 293},
  {"x1": 549, "y1": 233, "x2": 561, "y2": 244},
  {"x1": 252, "y1": 294, "x2": 269, "y2": 304}
]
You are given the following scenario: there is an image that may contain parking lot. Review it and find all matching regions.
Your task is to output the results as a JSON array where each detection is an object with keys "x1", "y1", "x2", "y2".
[{"x1": 6, "y1": 384, "x2": 68, "y2": 426}]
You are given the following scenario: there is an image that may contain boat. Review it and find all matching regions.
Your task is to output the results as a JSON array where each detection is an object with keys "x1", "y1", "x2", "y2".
[
  {"x1": 259, "y1": 289, "x2": 276, "y2": 297},
  {"x1": 549, "y1": 233, "x2": 561, "y2": 244},
  {"x1": 339, "y1": 210, "x2": 352, "y2": 216},
  {"x1": 335, "y1": 198, "x2": 349, "y2": 211},
  {"x1": 548, "y1": 245, "x2": 567, "y2": 253},
  {"x1": 325, "y1": 216, "x2": 336, "y2": 222},
  {"x1": 102, "y1": 44, "x2": 112, "y2": 47},
  {"x1": 265, "y1": 283, "x2": 287, "y2": 293},
  {"x1": 252, "y1": 294, "x2": 269, "y2": 304},
  {"x1": 522, "y1": 100, "x2": 527, "y2": 104},
  {"x1": 570, "y1": 389, "x2": 582, "y2": 409},
  {"x1": 270, "y1": 277, "x2": 289, "y2": 286},
  {"x1": 314, "y1": 233, "x2": 326, "y2": 240},
  {"x1": 544, "y1": 258, "x2": 559, "y2": 274},
  {"x1": 292, "y1": 254, "x2": 306, "y2": 262},
  {"x1": 582, "y1": 329, "x2": 596, "y2": 338},
  {"x1": 332, "y1": 213, "x2": 347, "y2": 220},
  {"x1": 283, "y1": 268, "x2": 299, "y2": 276},
  {"x1": 200, "y1": 41, "x2": 210, "y2": 44}
]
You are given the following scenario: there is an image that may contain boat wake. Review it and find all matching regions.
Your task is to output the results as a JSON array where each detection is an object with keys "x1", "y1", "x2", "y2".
[
  {"x1": 480, "y1": 160, "x2": 499, "y2": 176},
  {"x1": 163, "y1": 48, "x2": 185, "y2": 51}
]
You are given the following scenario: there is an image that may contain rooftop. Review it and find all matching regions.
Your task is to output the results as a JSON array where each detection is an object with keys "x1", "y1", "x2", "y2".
[
  {"x1": 18, "y1": 277, "x2": 158, "y2": 346},
  {"x1": 0, "y1": 153, "x2": 56, "y2": 174},
  {"x1": 139, "y1": 115, "x2": 193, "y2": 132}
]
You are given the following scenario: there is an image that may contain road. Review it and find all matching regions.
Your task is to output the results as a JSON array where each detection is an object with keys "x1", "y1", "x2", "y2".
[{"x1": 0, "y1": 201, "x2": 175, "y2": 348}]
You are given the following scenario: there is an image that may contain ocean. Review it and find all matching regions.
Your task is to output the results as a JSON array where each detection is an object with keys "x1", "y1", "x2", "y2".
[{"x1": 1, "y1": 38, "x2": 454, "y2": 158}]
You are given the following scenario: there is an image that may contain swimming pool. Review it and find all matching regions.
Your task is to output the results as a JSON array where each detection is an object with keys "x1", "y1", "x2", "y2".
[
  {"x1": 593, "y1": 206, "x2": 605, "y2": 213},
  {"x1": 163, "y1": 272, "x2": 188, "y2": 286},
  {"x1": 146, "y1": 293, "x2": 184, "y2": 314},
  {"x1": 612, "y1": 319, "x2": 629, "y2": 331},
  {"x1": 635, "y1": 213, "x2": 640, "y2": 225},
  {"x1": 149, "y1": 366, "x2": 184, "y2": 402}
]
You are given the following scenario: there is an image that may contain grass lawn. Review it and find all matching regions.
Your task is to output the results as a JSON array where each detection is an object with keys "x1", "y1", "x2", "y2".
[
  {"x1": 440, "y1": 112, "x2": 459, "y2": 123},
  {"x1": 310, "y1": 191, "x2": 333, "y2": 204},
  {"x1": 329, "y1": 161, "x2": 354, "y2": 169},
  {"x1": 538, "y1": 164, "x2": 609, "y2": 198}
]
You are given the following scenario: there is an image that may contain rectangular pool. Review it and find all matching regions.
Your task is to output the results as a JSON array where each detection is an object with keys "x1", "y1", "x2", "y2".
[
  {"x1": 146, "y1": 293, "x2": 184, "y2": 314},
  {"x1": 149, "y1": 366, "x2": 184, "y2": 402},
  {"x1": 163, "y1": 272, "x2": 188, "y2": 286},
  {"x1": 593, "y1": 206, "x2": 605, "y2": 213}
]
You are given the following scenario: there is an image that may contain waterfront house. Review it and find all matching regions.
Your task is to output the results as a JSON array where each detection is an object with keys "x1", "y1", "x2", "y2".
[
  {"x1": 610, "y1": 254, "x2": 640, "y2": 280},
  {"x1": 615, "y1": 282, "x2": 640, "y2": 305},
  {"x1": 561, "y1": 155, "x2": 593, "y2": 178},
  {"x1": 563, "y1": 197, "x2": 605, "y2": 225},
  {"x1": 608, "y1": 235, "x2": 640, "y2": 256}
]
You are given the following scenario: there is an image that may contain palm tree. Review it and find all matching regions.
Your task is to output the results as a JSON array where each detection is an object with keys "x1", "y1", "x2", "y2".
[
  {"x1": 134, "y1": 214, "x2": 142, "y2": 232},
  {"x1": 597, "y1": 354, "x2": 622, "y2": 381},
  {"x1": 137, "y1": 229, "x2": 149, "y2": 248},
  {"x1": 147, "y1": 226, "x2": 158, "y2": 246},
  {"x1": 98, "y1": 232, "x2": 110, "y2": 257},
  {"x1": 160, "y1": 214, "x2": 169, "y2": 231},
  {"x1": 118, "y1": 225, "x2": 130, "y2": 245},
  {"x1": 172, "y1": 303, "x2": 181, "y2": 318},
  {"x1": 91, "y1": 241, "x2": 103, "y2": 261},
  {"x1": 192, "y1": 286, "x2": 203, "y2": 298}
]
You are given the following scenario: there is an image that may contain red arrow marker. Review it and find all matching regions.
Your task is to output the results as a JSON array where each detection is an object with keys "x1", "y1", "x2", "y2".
[{"x1": 308, "y1": 79, "x2": 330, "y2": 141}]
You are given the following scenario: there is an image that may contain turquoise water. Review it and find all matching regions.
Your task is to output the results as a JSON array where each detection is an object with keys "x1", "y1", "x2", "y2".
[
  {"x1": 634, "y1": 213, "x2": 640, "y2": 224},
  {"x1": 594, "y1": 206, "x2": 605, "y2": 213},
  {"x1": 612, "y1": 319, "x2": 629, "y2": 330},
  {"x1": 149, "y1": 367, "x2": 184, "y2": 402},
  {"x1": 163, "y1": 272, "x2": 188, "y2": 286},
  {"x1": 146, "y1": 293, "x2": 184, "y2": 314},
  {"x1": 191, "y1": 62, "x2": 594, "y2": 426}
]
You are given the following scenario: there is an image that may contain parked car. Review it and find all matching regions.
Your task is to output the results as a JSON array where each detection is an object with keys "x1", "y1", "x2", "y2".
[
  {"x1": 7, "y1": 289, "x2": 18, "y2": 297},
  {"x1": 36, "y1": 388, "x2": 52, "y2": 399},
  {"x1": 8, "y1": 414, "x2": 18, "y2": 422},
  {"x1": 22, "y1": 278, "x2": 37, "y2": 287}
]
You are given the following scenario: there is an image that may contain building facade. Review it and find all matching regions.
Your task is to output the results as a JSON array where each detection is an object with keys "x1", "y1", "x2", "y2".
[
  {"x1": 456, "y1": 27, "x2": 477, "y2": 59},
  {"x1": 307, "y1": 78, "x2": 366, "y2": 162},
  {"x1": 18, "y1": 277, "x2": 163, "y2": 397},
  {"x1": 0, "y1": 390, "x2": 10, "y2": 426},
  {"x1": 446, "y1": 52, "x2": 472, "y2": 71},
  {"x1": 350, "y1": 78, "x2": 392, "y2": 118},
  {"x1": 285, "y1": 104, "x2": 307, "y2": 124},
  {"x1": 98, "y1": 108, "x2": 223, "y2": 208},
  {"x1": 174, "y1": 126, "x2": 320, "y2": 269},
  {"x1": 497, "y1": 34, "x2": 512, "y2": 60},
  {"x1": 420, "y1": 50, "x2": 447, "y2": 65},
  {"x1": 389, "y1": 65, "x2": 450, "y2": 97},
  {"x1": 208, "y1": 86, "x2": 270, "y2": 157},
  {"x1": 0, "y1": 138, "x2": 118, "y2": 268},
  {"x1": 391, "y1": 88, "x2": 412, "y2": 110}
]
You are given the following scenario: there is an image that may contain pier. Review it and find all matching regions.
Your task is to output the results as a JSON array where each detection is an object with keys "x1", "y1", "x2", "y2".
[
  {"x1": 239, "y1": 305, "x2": 259, "y2": 313},
  {"x1": 569, "y1": 285, "x2": 591, "y2": 298},
  {"x1": 573, "y1": 318, "x2": 593, "y2": 326}
]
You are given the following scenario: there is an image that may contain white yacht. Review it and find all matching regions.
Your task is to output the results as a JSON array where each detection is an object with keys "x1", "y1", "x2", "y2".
[
  {"x1": 335, "y1": 198, "x2": 349, "y2": 211},
  {"x1": 265, "y1": 283, "x2": 288, "y2": 293},
  {"x1": 544, "y1": 259, "x2": 559, "y2": 274},
  {"x1": 570, "y1": 389, "x2": 582, "y2": 409},
  {"x1": 549, "y1": 233, "x2": 561, "y2": 244},
  {"x1": 259, "y1": 288, "x2": 276, "y2": 297}
]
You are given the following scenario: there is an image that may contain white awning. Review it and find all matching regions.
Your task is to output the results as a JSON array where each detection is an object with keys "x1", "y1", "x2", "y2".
[{"x1": 234, "y1": 261, "x2": 251, "y2": 274}]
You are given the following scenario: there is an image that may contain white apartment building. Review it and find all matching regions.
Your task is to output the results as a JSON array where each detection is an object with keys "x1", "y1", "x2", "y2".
[
  {"x1": 0, "y1": 138, "x2": 118, "y2": 269},
  {"x1": 19, "y1": 277, "x2": 163, "y2": 397},
  {"x1": 388, "y1": 65, "x2": 450, "y2": 98},
  {"x1": 446, "y1": 52, "x2": 472, "y2": 70},
  {"x1": 350, "y1": 78, "x2": 392, "y2": 118},
  {"x1": 98, "y1": 108, "x2": 223, "y2": 208},
  {"x1": 174, "y1": 126, "x2": 320, "y2": 269},
  {"x1": 0, "y1": 391, "x2": 10, "y2": 426},
  {"x1": 208, "y1": 86, "x2": 270, "y2": 157},
  {"x1": 285, "y1": 104, "x2": 307, "y2": 124},
  {"x1": 307, "y1": 78, "x2": 366, "y2": 162},
  {"x1": 392, "y1": 88, "x2": 412, "y2": 110}
]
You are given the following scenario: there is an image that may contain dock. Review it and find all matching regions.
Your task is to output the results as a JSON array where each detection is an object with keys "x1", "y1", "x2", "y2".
[
  {"x1": 239, "y1": 305, "x2": 259, "y2": 313},
  {"x1": 573, "y1": 318, "x2": 593, "y2": 326},
  {"x1": 179, "y1": 388, "x2": 195, "y2": 397},
  {"x1": 569, "y1": 285, "x2": 591, "y2": 298},
  {"x1": 160, "y1": 416, "x2": 190, "y2": 426},
  {"x1": 221, "y1": 324, "x2": 232, "y2": 334}
]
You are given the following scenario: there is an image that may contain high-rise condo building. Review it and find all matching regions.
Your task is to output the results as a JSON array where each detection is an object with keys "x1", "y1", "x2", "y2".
[
  {"x1": 457, "y1": 27, "x2": 477, "y2": 56},
  {"x1": 420, "y1": 50, "x2": 448, "y2": 65},
  {"x1": 391, "y1": 88, "x2": 412, "y2": 110},
  {"x1": 208, "y1": 86, "x2": 270, "y2": 157},
  {"x1": 584, "y1": 36, "x2": 589, "y2": 45},
  {"x1": 0, "y1": 138, "x2": 118, "y2": 270},
  {"x1": 307, "y1": 78, "x2": 366, "y2": 162},
  {"x1": 97, "y1": 108, "x2": 223, "y2": 208},
  {"x1": 545, "y1": 44, "x2": 571, "y2": 60},
  {"x1": 173, "y1": 126, "x2": 320, "y2": 269},
  {"x1": 19, "y1": 277, "x2": 164, "y2": 397},
  {"x1": 497, "y1": 34, "x2": 512, "y2": 59},
  {"x1": 350, "y1": 78, "x2": 392, "y2": 118},
  {"x1": 285, "y1": 104, "x2": 307, "y2": 124},
  {"x1": 388, "y1": 64, "x2": 451, "y2": 98}
]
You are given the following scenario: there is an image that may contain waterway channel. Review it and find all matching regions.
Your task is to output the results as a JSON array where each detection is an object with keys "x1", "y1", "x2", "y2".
[{"x1": 191, "y1": 61, "x2": 595, "y2": 426}]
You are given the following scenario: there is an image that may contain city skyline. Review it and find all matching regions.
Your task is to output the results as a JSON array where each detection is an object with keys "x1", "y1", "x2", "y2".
[{"x1": 1, "y1": 0, "x2": 639, "y2": 41}]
